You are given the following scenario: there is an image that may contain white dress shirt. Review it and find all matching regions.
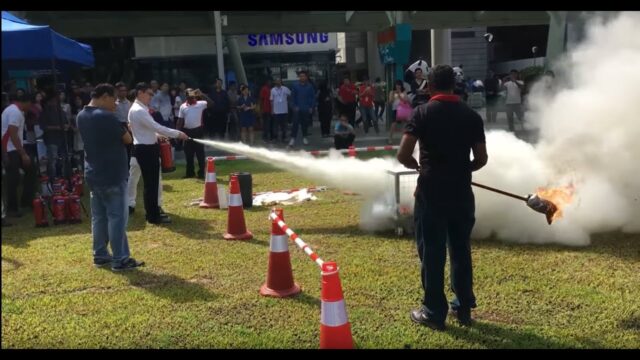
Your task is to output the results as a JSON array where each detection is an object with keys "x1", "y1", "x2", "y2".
[
  {"x1": 128, "y1": 99, "x2": 181, "y2": 145},
  {"x1": 270, "y1": 86, "x2": 291, "y2": 115}
]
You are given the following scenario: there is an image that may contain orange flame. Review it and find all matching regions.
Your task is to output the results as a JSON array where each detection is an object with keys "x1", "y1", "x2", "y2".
[{"x1": 536, "y1": 184, "x2": 575, "y2": 222}]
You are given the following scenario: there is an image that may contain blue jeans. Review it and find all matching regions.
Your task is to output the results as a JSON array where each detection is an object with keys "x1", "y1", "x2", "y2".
[
  {"x1": 89, "y1": 180, "x2": 130, "y2": 266},
  {"x1": 414, "y1": 180, "x2": 477, "y2": 323},
  {"x1": 46, "y1": 142, "x2": 68, "y2": 179},
  {"x1": 291, "y1": 109, "x2": 311, "y2": 143},
  {"x1": 360, "y1": 106, "x2": 378, "y2": 134}
]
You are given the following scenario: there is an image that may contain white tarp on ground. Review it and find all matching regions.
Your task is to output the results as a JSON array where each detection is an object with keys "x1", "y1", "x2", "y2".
[{"x1": 253, "y1": 189, "x2": 318, "y2": 207}]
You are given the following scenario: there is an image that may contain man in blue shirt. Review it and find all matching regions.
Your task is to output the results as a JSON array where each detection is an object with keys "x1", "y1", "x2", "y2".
[
  {"x1": 288, "y1": 70, "x2": 316, "y2": 148},
  {"x1": 77, "y1": 83, "x2": 144, "y2": 272}
]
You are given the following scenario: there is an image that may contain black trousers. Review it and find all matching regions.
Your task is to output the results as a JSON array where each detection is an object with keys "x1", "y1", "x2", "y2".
[
  {"x1": 334, "y1": 133, "x2": 355, "y2": 149},
  {"x1": 273, "y1": 114, "x2": 288, "y2": 142},
  {"x1": 4, "y1": 150, "x2": 37, "y2": 211},
  {"x1": 261, "y1": 112, "x2": 273, "y2": 141},
  {"x1": 414, "y1": 181, "x2": 477, "y2": 323},
  {"x1": 319, "y1": 106, "x2": 332, "y2": 136},
  {"x1": 212, "y1": 111, "x2": 228, "y2": 139},
  {"x1": 134, "y1": 144, "x2": 162, "y2": 222},
  {"x1": 343, "y1": 102, "x2": 357, "y2": 127},
  {"x1": 183, "y1": 127, "x2": 205, "y2": 178}
]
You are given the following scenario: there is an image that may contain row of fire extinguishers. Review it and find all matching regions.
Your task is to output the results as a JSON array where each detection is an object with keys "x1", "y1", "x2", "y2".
[{"x1": 33, "y1": 169, "x2": 88, "y2": 227}]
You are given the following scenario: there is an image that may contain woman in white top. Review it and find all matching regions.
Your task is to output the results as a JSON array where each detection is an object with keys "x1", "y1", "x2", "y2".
[{"x1": 387, "y1": 80, "x2": 410, "y2": 144}]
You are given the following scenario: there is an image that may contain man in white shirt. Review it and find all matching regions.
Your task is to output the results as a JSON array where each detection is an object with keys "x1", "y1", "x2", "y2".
[
  {"x1": 177, "y1": 88, "x2": 212, "y2": 179},
  {"x1": 1, "y1": 94, "x2": 34, "y2": 217},
  {"x1": 270, "y1": 78, "x2": 291, "y2": 144},
  {"x1": 128, "y1": 82, "x2": 188, "y2": 225},
  {"x1": 503, "y1": 69, "x2": 525, "y2": 132},
  {"x1": 150, "y1": 82, "x2": 173, "y2": 125}
]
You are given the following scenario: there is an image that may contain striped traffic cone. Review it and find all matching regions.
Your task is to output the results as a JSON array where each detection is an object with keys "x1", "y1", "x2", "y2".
[
  {"x1": 347, "y1": 145, "x2": 356, "y2": 158},
  {"x1": 199, "y1": 157, "x2": 220, "y2": 209},
  {"x1": 223, "y1": 175, "x2": 253, "y2": 240},
  {"x1": 320, "y1": 261, "x2": 354, "y2": 349},
  {"x1": 260, "y1": 208, "x2": 301, "y2": 298}
]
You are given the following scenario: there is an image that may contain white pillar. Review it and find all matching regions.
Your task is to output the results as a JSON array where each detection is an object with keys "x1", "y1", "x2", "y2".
[
  {"x1": 227, "y1": 35, "x2": 247, "y2": 86},
  {"x1": 430, "y1": 29, "x2": 452, "y2": 66},
  {"x1": 366, "y1": 31, "x2": 384, "y2": 80},
  {"x1": 213, "y1": 11, "x2": 225, "y2": 85},
  {"x1": 545, "y1": 11, "x2": 568, "y2": 71}
]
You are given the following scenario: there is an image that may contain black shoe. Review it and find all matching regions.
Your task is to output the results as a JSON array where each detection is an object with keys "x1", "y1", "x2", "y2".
[
  {"x1": 111, "y1": 257, "x2": 145, "y2": 272},
  {"x1": 93, "y1": 258, "x2": 112, "y2": 268},
  {"x1": 148, "y1": 215, "x2": 171, "y2": 224},
  {"x1": 410, "y1": 308, "x2": 446, "y2": 331},
  {"x1": 197, "y1": 173, "x2": 205, "y2": 180},
  {"x1": 158, "y1": 207, "x2": 166, "y2": 215},
  {"x1": 450, "y1": 308, "x2": 473, "y2": 326},
  {"x1": 129, "y1": 206, "x2": 135, "y2": 215}
]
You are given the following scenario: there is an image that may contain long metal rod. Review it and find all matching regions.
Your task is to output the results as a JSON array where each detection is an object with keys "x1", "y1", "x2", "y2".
[{"x1": 471, "y1": 181, "x2": 528, "y2": 202}]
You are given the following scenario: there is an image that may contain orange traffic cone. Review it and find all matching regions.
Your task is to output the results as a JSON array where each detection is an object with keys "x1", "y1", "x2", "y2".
[
  {"x1": 200, "y1": 157, "x2": 220, "y2": 208},
  {"x1": 320, "y1": 261, "x2": 354, "y2": 349},
  {"x1": 223, "y1": 175, "x2": 253, "y2": 240},
  {"x1": 260, "y1": 208, "x2": 301, "y2": 297},
  {"x1": 348, "y1": 145, "x2": 356, "y2": 158}
]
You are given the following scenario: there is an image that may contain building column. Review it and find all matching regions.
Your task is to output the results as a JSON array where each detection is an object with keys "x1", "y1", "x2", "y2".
[
  {"x1": 545, "y1": 11, "x2": 568, "y2": 71},
  {"x1": 213, "y1": 11, "x2": 226, "y2": 85},
  {"x1": 227, "y1": 35, "x2": 247, "y2": 86},
  {"x1": 430, "y1": 29, "x2": 451, "y2": 66},
  {"x1": 366, "y1": 31, "x2": 384, "y2": 80}
]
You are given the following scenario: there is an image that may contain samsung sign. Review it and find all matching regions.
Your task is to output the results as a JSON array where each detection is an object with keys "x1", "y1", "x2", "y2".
[
  {"x1": 247, "y1": 33, "x2": 331, "y2": 47},
  {"x1": 134, "y1": 33, "x2": 337, "y2": 58}
]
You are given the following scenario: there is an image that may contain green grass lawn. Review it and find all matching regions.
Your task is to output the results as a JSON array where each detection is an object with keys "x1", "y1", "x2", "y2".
[{"x1": 2, "y1": 158, "x2": 639, "y2": 349}]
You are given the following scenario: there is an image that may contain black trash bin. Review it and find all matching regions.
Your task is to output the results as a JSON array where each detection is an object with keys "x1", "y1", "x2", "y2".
[{"x1": 231, "y1": 172, "x2": 253, "y2": 208}]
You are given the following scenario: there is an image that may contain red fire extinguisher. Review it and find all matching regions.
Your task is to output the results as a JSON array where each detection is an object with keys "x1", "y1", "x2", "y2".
[
  {"x1": 52, "y1": 192, "x2": 68, "y2": 225},
  {"x1": 67, "y1": 194, "x2": 82, "y2": 223},
  {"x1": 159, "y1": 139, "x2": 175, "y2": 173},
  {"x1": 33, "y1": 195, "x2": 49, "y2": 227}
]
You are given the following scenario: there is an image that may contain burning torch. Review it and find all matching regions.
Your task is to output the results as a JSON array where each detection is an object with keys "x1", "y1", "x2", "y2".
[{"x1": 471, "y1": 182, "x2": 559, "y2": 225}]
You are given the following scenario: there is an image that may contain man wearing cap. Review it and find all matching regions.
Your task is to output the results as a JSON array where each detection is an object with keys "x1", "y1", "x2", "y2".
[
  {"x1": 177, "y1": 88, "x2": 212, "y2": 179},
  {"x1": 128, "y1": 82, "x2": 188, "y2": 225}
]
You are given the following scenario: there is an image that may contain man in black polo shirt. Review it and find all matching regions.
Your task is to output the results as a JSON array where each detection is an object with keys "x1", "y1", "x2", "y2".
[{"x1": 397, "y1": 64, "x2": 488, "y2": 330}]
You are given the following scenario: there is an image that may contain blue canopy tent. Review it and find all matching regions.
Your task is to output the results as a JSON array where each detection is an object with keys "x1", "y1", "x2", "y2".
[
  {"x1": 2, "y1": 11, "x2": 94, "y2": 80},
  {"x1": 2, "y1": 11, "x2": 94, "y2": 180}
]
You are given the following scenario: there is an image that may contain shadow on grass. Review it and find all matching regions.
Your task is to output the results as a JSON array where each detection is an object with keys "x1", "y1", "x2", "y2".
[
  {"x1": 618, "y1": 314, "x2": 640, "y2": 331},
  {"x1": 472, "y1": 231, "x2": 640, "y2": 263},
  {"x1": 445, "y1": 320, "x2": 593, "y2": 349},
  {"x1": 114, "y1": 269, "x2": 219, "y2": 303},
  {"x1": 293, "y1": 224, "x2": 414, "y2": 241},
  {"x1": 288, "y1": 291, "x2": 321, "y2": 307},
  {"x1": 1, "y1": 257, "x2": 24, "y2": 270},
  {"x1": 155, "y1": 212, "x2": 222, "y2": 241}
]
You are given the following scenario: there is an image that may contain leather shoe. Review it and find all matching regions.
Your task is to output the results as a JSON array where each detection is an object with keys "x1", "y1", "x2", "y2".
[{"x1": 410, "y1": 308, "x2": 445, "y2": 331}]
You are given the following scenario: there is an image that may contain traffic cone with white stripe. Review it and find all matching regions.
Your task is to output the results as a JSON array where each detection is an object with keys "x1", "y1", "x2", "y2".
[
  {"x1": 347, "y1": 145, "x2": 356, "y2": 158},
  {"x1": 223, "y1": 175, "x2": 253, "y2": 240},
  {"x1": 199, "y1": 157, "x2": 220, "y2": 209},
  {"x1": 260, "y1": 208, "x2": 301, "y2": 297},
  {"x1": 320, "y1": 261, "x2": 354, "y2": 349}
]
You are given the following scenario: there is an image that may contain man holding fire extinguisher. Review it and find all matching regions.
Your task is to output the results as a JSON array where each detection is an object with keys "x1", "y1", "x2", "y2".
[
  {"x1": 128, "y1": 82, "x2": 188, "y2": 225},
  {"x1": 77, "y1": 83, "x2": 144, "y2": 271}
]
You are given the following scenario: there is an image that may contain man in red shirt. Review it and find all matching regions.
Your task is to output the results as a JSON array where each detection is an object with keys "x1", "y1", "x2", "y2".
[
  {"x1": 338, "y1": 77, "x2": 357, "y2": 127},
  {"x1": 259, "y1": 79, "x2": 273, "y2": 143},
  {"x1": 359, "y1": 76, "x2": 378, "y2": 135}
]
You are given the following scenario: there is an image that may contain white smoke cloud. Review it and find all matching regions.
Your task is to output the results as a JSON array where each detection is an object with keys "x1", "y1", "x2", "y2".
[{"x1": 195, "y1": 12, "x2": 640, "y2": 246}]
